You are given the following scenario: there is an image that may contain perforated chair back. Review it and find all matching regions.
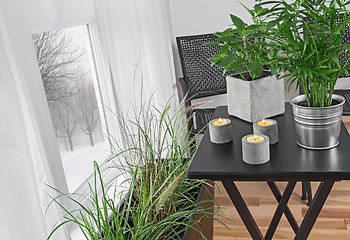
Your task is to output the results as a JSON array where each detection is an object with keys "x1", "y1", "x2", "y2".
[{"x1": 176, "y1": 33, "x2": 229, "y2": 100}]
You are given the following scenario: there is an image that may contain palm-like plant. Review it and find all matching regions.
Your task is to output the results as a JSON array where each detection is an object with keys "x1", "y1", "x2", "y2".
[{"x1": 258, "y1": 0, "x2": 350, "y2": 107}]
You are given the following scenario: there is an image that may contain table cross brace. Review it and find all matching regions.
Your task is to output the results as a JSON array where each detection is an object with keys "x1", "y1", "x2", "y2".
[
  {"x1": 265, "y1": 180, "x2": 297, "y2": 240},
  {"x1": 222, "y1": 180, "x2": 263, "y2": 239},
  {"x1": 267, "y1": 181, "x2": 299, "y2": 234},
  {"x1": 294, "y1": 181, "x2": 334, "y2": 240},
  {"x1": 221, "y1": 180, "x2": 335, "y2": 240}
]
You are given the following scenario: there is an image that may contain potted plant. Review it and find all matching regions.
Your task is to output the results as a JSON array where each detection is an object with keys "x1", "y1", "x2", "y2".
[
  {"x1": 208, "y1": 5, "x2": 285, "y2": 123},
  {"x1": 256, "y1": 0, "x2": 350, "y2": 149},
  {"x1": 46, "y1": 98, "x2": 228, "y2": 239}
]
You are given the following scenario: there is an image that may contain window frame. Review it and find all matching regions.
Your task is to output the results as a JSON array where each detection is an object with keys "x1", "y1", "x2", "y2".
[{"x1": 9, "y1": 7, "x2": 121, "y2": 214}]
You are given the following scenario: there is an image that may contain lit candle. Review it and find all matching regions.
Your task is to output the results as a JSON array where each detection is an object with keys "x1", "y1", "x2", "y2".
[
  {"x1": 253, "y1": 119, "x2": 278, "y2": 144},
  {"x1": 257, "y1": 118, "x2": 273, "y2": 126},
  {"x1": 209, "y1": 118, "x2": 233, "y2": 144},
  {"x1": 247, "y1": 134, "x2": 264, "y2": 142},
  {"x1": 242, "y1": 134, "x2": 270, "y2": 165},
  {"x1": 213, "y1": 117, "x2": 228, "y2": 126}
]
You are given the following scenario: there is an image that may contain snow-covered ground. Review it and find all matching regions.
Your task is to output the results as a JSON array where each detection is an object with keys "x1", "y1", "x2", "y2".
[{"x1": 60, "y1": 142, "x2": 111, "y2": 192}]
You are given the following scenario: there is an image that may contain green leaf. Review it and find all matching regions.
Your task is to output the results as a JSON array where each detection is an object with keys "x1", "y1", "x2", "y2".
[
  {"x1": 230, "y1": 62, "x2": 243, "y2": 73},
  {"x1": 266, "y1": 19, "x2": 280, "y2": 28},
  {"x1": 254, "y1": 4, "x2": 263, "y2": 12},
  {"x1": 221, "y1": 45, "x2": 229, "y2": 54},
  {"x1": 249, "y1": 62, "x2": 263, "y2": 77},
  {"x1": 230, "y1": 14, "x2": 245, "y2": 31},
  {"x1": 330, "y1": 52, "x2": 340, "y2": 68},
  {"x1": 229, "y1": 42, "x2": 243, "y2": 51},
  {"x1": 235, "y1": 57, "x2": 246, "y2": 63},
  {"x1": 208, "y1": 56, "x2": 221, "y2": 64},
  {"x1": 304, "y1": 51, "x2": 316, "y2": 61},
  {"x1": 246, "y1": 25, "x2": 261, "y2": 31},
  {"x1": 240, "y1": 2, "x2": 255, "y2": 17},
  {"x1": 220, "y1": 54, "x2": 236, "y2": 67},
  {"x1": 270, "y1": 65, "x2": 279, "y2": 76}
]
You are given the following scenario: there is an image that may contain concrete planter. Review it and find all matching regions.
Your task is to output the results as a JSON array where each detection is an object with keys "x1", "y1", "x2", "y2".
[{"x1": 226, "y1": 71, "x2": 285, "y2": 122}]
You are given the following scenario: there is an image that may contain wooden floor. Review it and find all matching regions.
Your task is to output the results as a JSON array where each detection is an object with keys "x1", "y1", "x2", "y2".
[{"x1": 213, "y1": 116, "x2": 350, "y2": 239}]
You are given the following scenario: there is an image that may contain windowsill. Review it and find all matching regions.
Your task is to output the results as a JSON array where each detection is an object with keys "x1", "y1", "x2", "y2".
[
  {"x1": 68, "y1": 169, "x2": 128, "y2": 239},
  {"x1": 70, "y1": 226, "x2": 85, "y2": 240}
]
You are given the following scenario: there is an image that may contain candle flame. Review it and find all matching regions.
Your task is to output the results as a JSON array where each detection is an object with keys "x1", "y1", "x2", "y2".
[
  {"x1": 218, "y1": 118, "x2": 222, "y2": 122},
  {"x1": 262, "y1": 119, "x2": 266, "y2": 123},
  {"x1": 253, "y1": 134, "x2": 258, "y2": 139}
]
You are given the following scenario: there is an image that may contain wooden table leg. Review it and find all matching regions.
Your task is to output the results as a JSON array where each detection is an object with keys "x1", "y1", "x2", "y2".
[
  {"x1": 294, "y1": 181, "x2": 335, "y2": 240},
  {"x1": 222, "y1": 180, "x2": 263, "y2": 240}
]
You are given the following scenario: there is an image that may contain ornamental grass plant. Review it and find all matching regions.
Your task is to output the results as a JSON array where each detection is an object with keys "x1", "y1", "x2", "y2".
[{"x1": 47, "y1": 96, "x2": 228, "y2": 240}]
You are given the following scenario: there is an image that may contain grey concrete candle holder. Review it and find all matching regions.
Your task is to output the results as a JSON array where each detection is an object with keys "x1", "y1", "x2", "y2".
[
  {"x1": 253, "y1": 119, "x2": 278, "y2": 144},
  {"x1": 242, "y1": 134, "x2": 270, "y2": 165},
  {"x1": 208, "y1": 118, "x2": 233, "y2": 144}
]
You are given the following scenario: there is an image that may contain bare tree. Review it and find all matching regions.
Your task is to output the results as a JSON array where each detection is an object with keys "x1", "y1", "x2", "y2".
[
  {"x1": 76, "y1": 80, "x2": 100, "y2": 146},
  {"x1": 48, "y1": 102, "x2": 62, "y2": 138},
  {"x1": 56, "y1": 97, "x2": 79, "y2": 151},
  {"x1": 32, "y1": 30, "x2": 84, "y2": 102}
]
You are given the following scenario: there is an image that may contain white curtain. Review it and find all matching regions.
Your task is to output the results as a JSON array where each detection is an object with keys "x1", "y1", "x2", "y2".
[
  {"x1": 95, "y1": 0, "x2": 178, "y2": 116},
  {"x1": 0, "y1": 7, "x2": 68, "y2": 240}
]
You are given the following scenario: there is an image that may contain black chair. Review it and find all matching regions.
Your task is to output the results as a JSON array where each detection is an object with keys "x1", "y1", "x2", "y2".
[{"x1": 176, "y1": 33, "x2": 230, "y2": 135}]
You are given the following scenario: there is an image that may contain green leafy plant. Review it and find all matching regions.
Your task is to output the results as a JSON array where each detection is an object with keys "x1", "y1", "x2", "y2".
[
  {"x1": 256, "y1": 0, "x2": 350, "y2": 107},
  {"x1": 47, "y1": 97, "x2": 229, "y2": 240},
  {"x1": 207, "y1": 4, "x2": 271, "y2": 80}
]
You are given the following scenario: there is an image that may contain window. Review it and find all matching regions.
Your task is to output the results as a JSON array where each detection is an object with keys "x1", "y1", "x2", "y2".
[{"x1": 32, "y1": 25, "x2": 111, "y2": 192}]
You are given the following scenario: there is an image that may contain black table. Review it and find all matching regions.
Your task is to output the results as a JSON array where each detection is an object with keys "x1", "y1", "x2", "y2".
[{"x1": 187, "y1": 104, "x2": 350, "y2": 240}]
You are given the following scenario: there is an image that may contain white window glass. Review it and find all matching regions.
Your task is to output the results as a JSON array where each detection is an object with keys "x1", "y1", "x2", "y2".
[{"x1": 32, "y1": 25, "x2": 111, "y2": 192}]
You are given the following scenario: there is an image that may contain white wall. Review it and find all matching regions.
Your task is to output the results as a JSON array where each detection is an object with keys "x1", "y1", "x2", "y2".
[
  {"x1": 170, "y1": 0, "x2": 254, "y2": 37},
  {"x1": 168, "y1": 0, "x2": 298, "y2": 105}
]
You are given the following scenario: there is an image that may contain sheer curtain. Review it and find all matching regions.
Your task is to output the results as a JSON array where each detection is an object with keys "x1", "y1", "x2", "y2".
[
  {"x1": 0, "y1": 7, "x2": 68, "y2": 240},
  {"x1": 95, "y1": 0, "x2": 178, "y2": 116}
]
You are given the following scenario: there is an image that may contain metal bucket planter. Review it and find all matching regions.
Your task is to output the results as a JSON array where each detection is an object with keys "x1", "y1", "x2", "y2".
[
  {"x1": 226, "y1": 70, "x2": 285, "y2": 123},
  {"x1": 290, "y1": 94, "x2": 345, "y2": 150}
]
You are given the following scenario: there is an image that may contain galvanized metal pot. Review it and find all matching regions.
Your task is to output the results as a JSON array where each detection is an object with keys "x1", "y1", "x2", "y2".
[{"x1": 290, "y1": 94, "x2": 345, "y2": 150}]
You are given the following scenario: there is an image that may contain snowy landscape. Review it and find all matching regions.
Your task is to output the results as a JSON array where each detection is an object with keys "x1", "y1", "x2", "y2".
[
  {"x1": 60, "y1": 142, "x2": 111, "y2": 192},
  {"x1": 32, "y1": 25, "x2": 112, "y2": 192}
]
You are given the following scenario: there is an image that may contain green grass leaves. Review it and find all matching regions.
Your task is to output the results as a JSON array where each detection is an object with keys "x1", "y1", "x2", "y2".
[{"x1": 47, "y1": 98, "x2": 227, "y2": 239}]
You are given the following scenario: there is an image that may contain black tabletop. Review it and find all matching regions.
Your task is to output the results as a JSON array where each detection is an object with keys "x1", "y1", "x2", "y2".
[{"x1": 187, "y1": 104, "x2": 350, "y2": 181}]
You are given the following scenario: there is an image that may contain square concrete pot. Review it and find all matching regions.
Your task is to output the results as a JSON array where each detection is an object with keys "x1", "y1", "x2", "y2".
[{"x1": 226, "y1": 71, "x2": 285, "y2": 122}]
